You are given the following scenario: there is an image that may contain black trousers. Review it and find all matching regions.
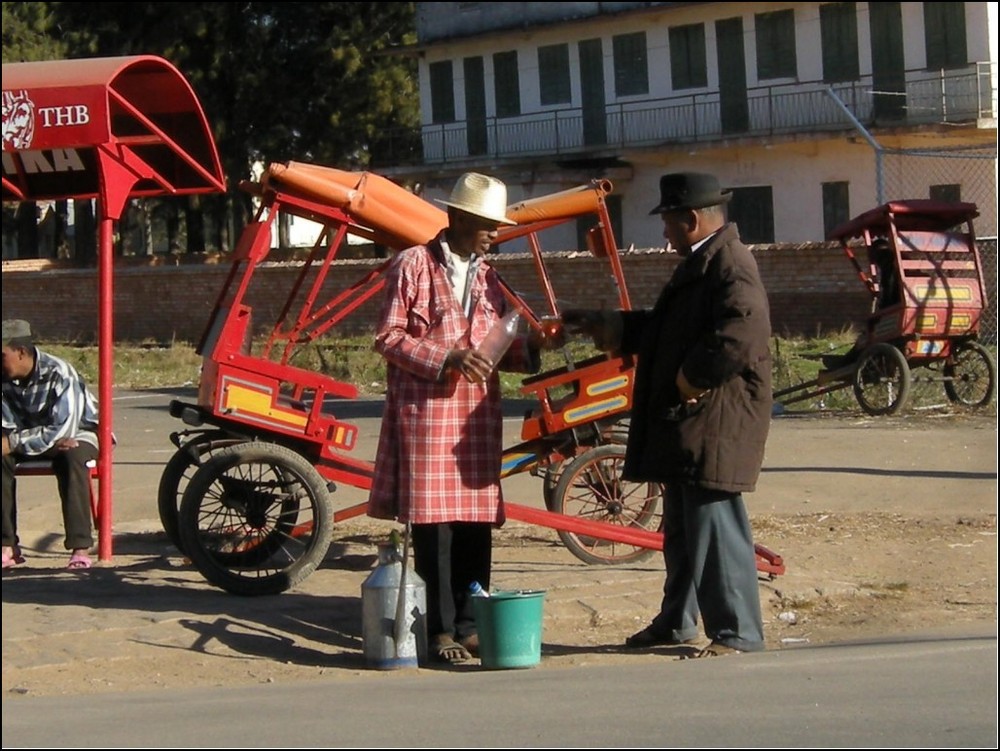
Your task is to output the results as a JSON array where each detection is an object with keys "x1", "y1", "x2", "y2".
[
  {"x1": 1, "y1": 443, "x2": 98, "y2": 551},
  {"x1": 411, "y1": 521, "x2": 491, "y2": 641}
]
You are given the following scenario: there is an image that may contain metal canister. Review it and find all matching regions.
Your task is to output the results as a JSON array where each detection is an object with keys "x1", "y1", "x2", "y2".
[{"x1": 361, "y1": 541, "x2": 427, "y2": 669}]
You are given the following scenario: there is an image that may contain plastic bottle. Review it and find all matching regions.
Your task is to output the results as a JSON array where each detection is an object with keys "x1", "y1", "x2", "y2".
[
  {"x1": 478, "y1": 309, "x2": 520, "y2": 367},
  {"x1": 469, "y1": 580, "x2": 490, "y2": 598}
]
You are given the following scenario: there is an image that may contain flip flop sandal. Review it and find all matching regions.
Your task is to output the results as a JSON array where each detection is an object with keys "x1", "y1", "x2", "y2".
[
  {"x1": 431, "y1": 635, "x2": 472, "y2": 664},
  {"x1": 457, "y1": 633, "x2": 480, "y2": 658},
  {"x1": 67, "y1": 552, "x2": 93, "y2": 570}
]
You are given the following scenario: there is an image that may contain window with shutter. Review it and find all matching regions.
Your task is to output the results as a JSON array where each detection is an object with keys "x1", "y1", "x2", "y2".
[
  {"x1": 929, "y1": 184, "x2": 962, "y2": 202},
  {"x1": 613, "y1": 32, "x2": 649, "y2": 97},
  {"x1": 822, "y1": 181, "x2": 851, "y2": 239},
  {"x1": 756, "y1": 9, "x2": 797, "y2": 80},
  {"x1": 669, "y1": 23, "x2": 708, "y2": 90},
  {"x1": 493, "y1": 50, "x2": 521, "y2": 118},
  {"x1": 924, "y1": 2, "x2": 967, "y2": 70},
  {"x1": 430, "y1": 61, "x2": 455, "y2": 124},
  {"x1": 820, "y1": 3, "x2": 860, "y2": 83},
  {"x1": 728, "y1": 186, "x2": 775, "y2": 244},
  {"x1": 539, "y1": 44, "x2": 572, "y2": 106}
]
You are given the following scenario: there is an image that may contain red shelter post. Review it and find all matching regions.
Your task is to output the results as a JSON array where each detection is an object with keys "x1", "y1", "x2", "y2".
[{"x1": 2, "y1": 55, "x2": 225, "y2": 560}]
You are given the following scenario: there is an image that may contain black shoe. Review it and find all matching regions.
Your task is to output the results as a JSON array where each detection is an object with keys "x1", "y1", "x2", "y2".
[{"x1": 624, "y1": 625, "x2": 699, "y2": 649}]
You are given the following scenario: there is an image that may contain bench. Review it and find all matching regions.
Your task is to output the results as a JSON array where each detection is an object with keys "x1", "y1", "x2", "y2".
[{"x1": 14, "y1": 458, "x2": 101, "y2": 525}]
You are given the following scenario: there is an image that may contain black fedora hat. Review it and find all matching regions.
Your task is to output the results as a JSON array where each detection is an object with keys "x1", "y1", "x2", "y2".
[{"x1": 648, "y1": 172, "x2": 733, "y2": 214}]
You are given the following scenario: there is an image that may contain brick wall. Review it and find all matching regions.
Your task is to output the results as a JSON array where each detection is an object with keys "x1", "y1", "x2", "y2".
[{"x1": 0, "y1": 242, "x2": 877, "y2": 344}]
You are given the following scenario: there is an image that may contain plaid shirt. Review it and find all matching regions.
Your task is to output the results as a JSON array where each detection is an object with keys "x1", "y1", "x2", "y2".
[
  {"x1": 367, "y1": 233, "x2": 537, "y2": 525},
  {"x1": 2, "y1": 347, "x2": 99, "y2": 455}
]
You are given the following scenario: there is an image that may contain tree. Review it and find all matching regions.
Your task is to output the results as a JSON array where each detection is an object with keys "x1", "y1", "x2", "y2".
[
  {"x1": 1, "y1": 2, "x2": 66, "y2": 62},
  {"x1": 53, "y1": 1, "x2": 420, "y2": 252},
  {"x1": 2, "y1": 3, "x2": 69, "y2": 259}
]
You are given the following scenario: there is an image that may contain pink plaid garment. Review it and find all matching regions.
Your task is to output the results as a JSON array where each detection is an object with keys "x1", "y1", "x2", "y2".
[{"x1": 367, "y1": 233, "x2": 535, "y2": 525}]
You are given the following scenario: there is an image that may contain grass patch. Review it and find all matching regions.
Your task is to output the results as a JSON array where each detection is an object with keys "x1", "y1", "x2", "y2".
[{"x1": 37, "y1": 331, "x2": 997, "y2": 415}]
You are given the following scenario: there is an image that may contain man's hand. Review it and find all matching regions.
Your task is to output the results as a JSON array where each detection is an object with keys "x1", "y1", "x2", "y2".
[
  {"x1": 54, "y1": 438, "x2": 80, "y2": 451},
  {"x1": 446, "y1": 348, "x2": 493, "y2": 384},
  {"x1": 1, "y1": 435, "x2": 9, "y2": 457},
  {"x1": 527, "y1": 317, "x2": 567, "y2": 351},
  {"x1": 676, "y1": 369, "x2": 709, "y2": 403},
  {"x1": 561, "y1": 309, "x2": 623, "y2": 351}
]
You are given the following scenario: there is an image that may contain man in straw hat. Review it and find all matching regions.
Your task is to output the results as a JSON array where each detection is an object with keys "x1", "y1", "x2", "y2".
[
  {"x1": 563, "y1": 171, "x2": 772, "y2": 657},
  {"x1": 368, "y1": 173, "x2": 563, "y2": 664},
  {"x1": 2, "y1": 319, "x2": 101, "y2": 570}
]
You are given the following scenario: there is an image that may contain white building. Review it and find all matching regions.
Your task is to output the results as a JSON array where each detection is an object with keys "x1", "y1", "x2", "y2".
[{"x1": 378, "y1": 2, "x2": 998, "y2": 250}]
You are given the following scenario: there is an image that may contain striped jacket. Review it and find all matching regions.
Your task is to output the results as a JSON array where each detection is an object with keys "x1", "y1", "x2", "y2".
[{"x1": 2, "y1": 347, "x2": 100, "y2": 455}]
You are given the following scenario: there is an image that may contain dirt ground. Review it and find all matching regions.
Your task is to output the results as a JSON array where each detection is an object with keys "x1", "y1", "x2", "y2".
[{"x1": 2, "y1": 410, "x2": 996, "y2": 698}]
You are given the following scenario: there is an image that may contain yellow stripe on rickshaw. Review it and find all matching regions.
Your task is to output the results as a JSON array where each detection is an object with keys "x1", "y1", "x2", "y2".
[
  {"x1": 585, "y1": 375, "x2": 630, "y2": 396},
  {"x1": 914, "y1": 285, "x2": 973, "y2": 302},
  {"x1": 564, "y1": 395, "x2": 629, "y2": 425},
  {"x1": 501, "y1": 452, "x2": 539, "y2": 477},
  {"x1": 224, "y1": 383, "x2": 308, "y2": 428}
]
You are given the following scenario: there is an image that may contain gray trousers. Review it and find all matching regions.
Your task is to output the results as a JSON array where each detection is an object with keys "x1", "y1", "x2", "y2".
[
  {"x1": 649, "y1": 483, "x2": 765, "y2": 652},
  {"x1": 2, "y1": 443, "x2": 98, "y2": 551}
]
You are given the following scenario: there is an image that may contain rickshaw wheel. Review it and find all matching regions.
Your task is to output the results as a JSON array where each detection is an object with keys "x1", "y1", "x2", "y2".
[
  {"x1": 550, "y1": 444, "x2": 663, "y2": 566},
  {"x1": 542, "y1": 418, "x2": 631, "y2": 511},
  {"x1": 853, "y1": 343, "x2": 911, "y2": 416},
  {"x1": 944, "y1": 341, "x2": 997, "y2": 408},
  {"x1": 178, "y1": 441, "x2": 334, "y2": 596},
  {"x1": 157, "y1": 432, "x2": 245, "y2": 555}
]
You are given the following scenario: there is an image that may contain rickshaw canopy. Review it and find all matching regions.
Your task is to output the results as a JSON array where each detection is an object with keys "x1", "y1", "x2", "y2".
[{"x1": 829, "y1": 199, "x2": 980, "y2": 241}]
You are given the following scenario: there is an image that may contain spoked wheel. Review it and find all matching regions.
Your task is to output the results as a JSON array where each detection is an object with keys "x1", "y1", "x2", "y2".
[
  {"x1": 944, "y1": 341, "x2": 997, "y2": 408},
  {"x1": 853, "y1": 343, "x2": 911, "y2": 416},
  {"x1": 157, "y1": 431, "x2": 244, "y2": 554},
  {"x1": 543, "y1": 417, "x2": 632, "y2": 511},
  {"x1": 178, "y1": 441, "x2": 333, "y2": 596},
  {"x1": 550, "y1": 443, "x2": 663, "y2": 566}
]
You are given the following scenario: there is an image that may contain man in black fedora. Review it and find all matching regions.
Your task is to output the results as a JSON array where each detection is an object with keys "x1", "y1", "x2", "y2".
[{"x1": 563, "y1": 171, "x2": 772, "y2": 657}]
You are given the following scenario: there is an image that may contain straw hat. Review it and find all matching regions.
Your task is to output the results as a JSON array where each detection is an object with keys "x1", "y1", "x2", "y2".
[{"x1": 436, "y1": 172, "x2": 517, "y2": 226}]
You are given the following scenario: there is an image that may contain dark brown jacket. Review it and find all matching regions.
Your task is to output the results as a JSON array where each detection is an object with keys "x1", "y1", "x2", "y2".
[{"x1": 619, "y1": 223, "x2": 772, "y2": 491}]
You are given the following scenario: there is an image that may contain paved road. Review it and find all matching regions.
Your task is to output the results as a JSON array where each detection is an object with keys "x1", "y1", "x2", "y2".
[{"x1": 4, "y1": 626, "x2": 996, "y2": 747}]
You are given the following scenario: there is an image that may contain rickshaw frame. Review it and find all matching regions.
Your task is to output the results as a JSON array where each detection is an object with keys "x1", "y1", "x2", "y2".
[
  {"x1": 773, "y1": 199, "x2": 996, "y2": 416},
  {"x1": 159, "y1": 163, "x2": 785, "y2": 595}
]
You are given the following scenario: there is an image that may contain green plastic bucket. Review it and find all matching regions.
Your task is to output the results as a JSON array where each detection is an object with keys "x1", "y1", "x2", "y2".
[{"x1": 472, "y1": 589, "x2": 546, "y2": 669}]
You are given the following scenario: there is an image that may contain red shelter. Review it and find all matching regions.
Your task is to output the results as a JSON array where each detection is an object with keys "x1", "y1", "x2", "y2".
[{"x1": 2, "y1": 55, "x2": 226, "y2": 560}]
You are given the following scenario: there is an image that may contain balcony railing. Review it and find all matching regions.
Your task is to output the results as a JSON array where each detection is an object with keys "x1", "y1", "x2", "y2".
[{"x1": 374, "y1": 63, "x2": 996, "y2": 168}]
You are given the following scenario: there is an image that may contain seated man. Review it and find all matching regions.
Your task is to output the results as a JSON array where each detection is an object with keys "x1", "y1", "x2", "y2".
[
  {"x1": 869, "y1": 238, "x2": 900, "y2": 312},
  {"x1": 821, "y1": 238, "x2": 900, "y2": 371},
  {"x1": 2, "y1": 319, "x2": 100, "y2": 570}
]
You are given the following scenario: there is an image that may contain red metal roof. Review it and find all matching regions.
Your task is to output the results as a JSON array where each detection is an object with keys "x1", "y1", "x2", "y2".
[
  {"x1": 829, "y1": 199, "x2": 980, "y2": 240},
  {"x1": 2, "y1": 55, "x2": 225, "y2": 206}
]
